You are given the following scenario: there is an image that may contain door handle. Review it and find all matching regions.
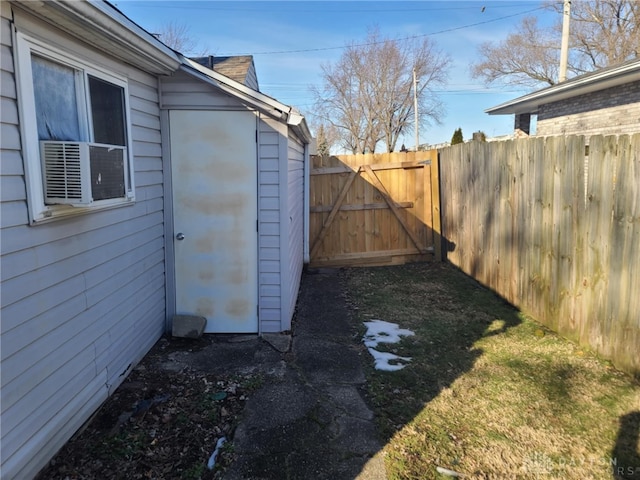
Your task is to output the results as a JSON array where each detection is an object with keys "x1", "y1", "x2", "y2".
[{"x1": 176, "y1": 232, "x2": 185, "y2": 241}]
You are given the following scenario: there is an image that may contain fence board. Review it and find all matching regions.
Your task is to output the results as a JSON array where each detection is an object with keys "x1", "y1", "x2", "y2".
[
  {"x1": 439, "y1": 134, "x2": 640, "y2": 375},
  {"x1": 309, "y1": 152, "x2": 439, "y2": 267}
]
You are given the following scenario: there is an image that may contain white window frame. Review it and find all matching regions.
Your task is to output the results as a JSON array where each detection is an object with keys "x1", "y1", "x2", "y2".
[{"x1": 14, "y1": 31, "x2": 135, "y2": 224}]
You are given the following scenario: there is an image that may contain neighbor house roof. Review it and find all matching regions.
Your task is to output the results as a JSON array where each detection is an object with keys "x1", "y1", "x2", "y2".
[
  {"x1": 486, "y1": 58, "x2": 640, "y2": 116},
  {"x1": 191, "y1": 56, "x2": 257, "y2": 88}
]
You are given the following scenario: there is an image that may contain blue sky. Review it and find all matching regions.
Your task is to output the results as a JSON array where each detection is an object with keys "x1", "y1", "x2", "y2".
[{"x1": 115, "y1": 1, "x2": 556, "y2": 148}]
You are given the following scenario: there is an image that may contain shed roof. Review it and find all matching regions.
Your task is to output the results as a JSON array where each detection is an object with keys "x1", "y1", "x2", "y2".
[
  {"x1": 486, "y1": 58, "x2": 640, "y2": 116},
  {"x1": 180, "y1": 57, "x2": 312, "y2": 144}
]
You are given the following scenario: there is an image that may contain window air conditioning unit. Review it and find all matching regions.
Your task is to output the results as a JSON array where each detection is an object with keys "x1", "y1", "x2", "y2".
[{"x1": 40, "y1": 141, "x2": 127, "y2": 206}]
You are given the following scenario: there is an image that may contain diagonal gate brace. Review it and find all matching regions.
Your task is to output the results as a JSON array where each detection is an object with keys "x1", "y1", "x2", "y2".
[
  {"x1": 362, "y1": 165, "x2": 428, "y2": 254},
  {"x1": 310, "y1": 167, "x2": 360, "y2": 259}
]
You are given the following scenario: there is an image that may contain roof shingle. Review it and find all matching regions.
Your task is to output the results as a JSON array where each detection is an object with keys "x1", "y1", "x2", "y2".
[{"x1": 190, "y1": 55, "x2": 258, "y2": 90}]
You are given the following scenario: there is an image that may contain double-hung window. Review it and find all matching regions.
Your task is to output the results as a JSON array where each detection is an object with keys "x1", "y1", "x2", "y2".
[{"x1": 15, "y1": 32, "x2": 135, "y2": 223}]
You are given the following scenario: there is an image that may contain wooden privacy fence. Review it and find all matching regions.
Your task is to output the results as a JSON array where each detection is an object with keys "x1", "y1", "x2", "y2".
[
  {"x1": 439, "y1": 134, "x2": 640, "y2": 375},
  {"x1": 309, "y1": 151, "x2": 441, "y2": 267}
]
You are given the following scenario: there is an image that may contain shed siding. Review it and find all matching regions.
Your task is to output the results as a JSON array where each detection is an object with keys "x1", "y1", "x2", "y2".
[
  {"x1": 0, "y1": 7, "x2": 166, "y2": 479},
  {"x1": 159, "y1": 70, "x2": 308, "y2": 333},
  {"x1": 161, "y1": 70, "x2": 248, "y2": 110},
  {"x1": 160, "y1": 73, "x2": 289, "y2": 333},
  {"x1": 537, "y1": 81, "x2": 640, "y2": 136},
  {"x1": 287, "y1": 133, "x2": 305, "y2": 326},
  {"x1": 259, "y1": 117, "x2": 284, "y2": 332}
]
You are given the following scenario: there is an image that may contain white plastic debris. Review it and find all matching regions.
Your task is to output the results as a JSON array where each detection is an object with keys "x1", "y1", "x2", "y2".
[
  {"x1": 207, "y1": 436, "x2": 227, "y2": 470},
  {"x1": 436, "y1": 466, "x2": 463, "y2": 477}
]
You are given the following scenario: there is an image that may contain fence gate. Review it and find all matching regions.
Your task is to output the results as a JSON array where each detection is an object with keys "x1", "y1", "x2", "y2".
[{"x1": 309, "y1": 151, "x2": 441, "y2": 267}]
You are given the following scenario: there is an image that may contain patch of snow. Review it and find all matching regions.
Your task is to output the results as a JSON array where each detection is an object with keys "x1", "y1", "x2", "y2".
[
  {"x1": 363, "y1": 320, "x2": 415, "y2": 348},
  {"x1": 367, "y1": 348, "x2": 412, "y2": 371},
  {"x1": 363, "y1": 320, "x2": 415, "y2": 371}
]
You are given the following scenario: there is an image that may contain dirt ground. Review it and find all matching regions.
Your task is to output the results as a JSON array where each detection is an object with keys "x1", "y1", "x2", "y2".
[{"x1": 36, "y1": 335, "x2": 265, "y2": 480}]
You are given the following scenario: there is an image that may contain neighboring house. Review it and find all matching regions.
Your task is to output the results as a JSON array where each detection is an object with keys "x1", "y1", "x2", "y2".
[
  {"x1": 486, "y1": 58, "x2": 640, "y2": 137},
  {"x1": 0, "y1": 1, "x2": 311, "y2": 478},
  {"x1": 191, "y1": 55, "x2": 259, "y2": 91}
]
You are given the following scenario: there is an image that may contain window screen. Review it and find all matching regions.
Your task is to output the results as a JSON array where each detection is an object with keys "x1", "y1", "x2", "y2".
[
  {"x1": 90, "y1": 145, "x2": 126, "y2": 200},
  {"x1": 89, "y1": 76, "x2": 126, "y2": 146}
]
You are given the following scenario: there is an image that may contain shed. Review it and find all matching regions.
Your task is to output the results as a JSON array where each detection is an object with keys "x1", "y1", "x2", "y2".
[
  {"x1": 486, "y1": 58, "x2": 640, "y2": 137},
  {"x1": 161, "y1": 58, "x2": 313, "y2": 334}
]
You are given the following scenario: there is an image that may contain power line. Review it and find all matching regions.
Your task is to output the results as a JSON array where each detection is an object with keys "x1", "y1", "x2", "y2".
[
  {"x1": 220, "y1": 6, "x2": 546, "y2": 56},
  {"x1": 131, "y1": 2, "x2": 540, "y2": 14}
]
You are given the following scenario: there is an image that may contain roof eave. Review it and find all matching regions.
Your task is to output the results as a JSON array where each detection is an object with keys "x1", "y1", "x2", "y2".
[
  {"x1": 14, "y1": 0, "x2": 181, "y2": 75},
  {"x1": 486, "y1": 60, "x2": 640, "y2": 115},
  {"x1": 181, "y1": 59, "x2": 312, "y2": 144},
  {"x1": 287, "y1": 111, "x2": 313, "y2": 144},
  {"x1": 180, "y1": 60, "x2": 288, "y2": 120}
]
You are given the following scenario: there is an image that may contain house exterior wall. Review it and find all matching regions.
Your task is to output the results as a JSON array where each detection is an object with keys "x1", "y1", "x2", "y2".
[
  {"x1": 0, "y1": 5, "x2": 167, "y2": 478},
  {"x1": 537, "y1": 81, "x2": 640, "y2": 136},
  {"x1": 286, "y1": 132, "x2": 305, "y2": 327}
]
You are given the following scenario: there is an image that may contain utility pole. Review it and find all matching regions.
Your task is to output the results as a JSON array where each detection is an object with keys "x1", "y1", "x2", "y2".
[
  {"x1": 413, "y1": 67, "x2": 419, "y2": 151},
  {"x1": 559, "y1": 0, "x2": 571, "y2": 82}
]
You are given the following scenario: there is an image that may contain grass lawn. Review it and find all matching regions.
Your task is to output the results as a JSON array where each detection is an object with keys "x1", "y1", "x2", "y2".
[{"x1": 344, "y1": 262, "x2": 640, "y2": 480}]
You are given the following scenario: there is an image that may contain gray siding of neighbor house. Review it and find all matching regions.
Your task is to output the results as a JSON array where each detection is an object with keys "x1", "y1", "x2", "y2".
[
  {"x1": 246, "y1": 62, "x2": 259, "y2": 91},
  {"x1": 0, "y1": 6, "x2": 167, "y2": 479},
  {"x1": 287, "y1": 133, "x2": 305, "y2": 325},
  {"x1": 160, "y1": 71, "x2": 300, "y2": 333},
  {"x1": 537, "y1": 81, "x2": 640, "y2": 136}
]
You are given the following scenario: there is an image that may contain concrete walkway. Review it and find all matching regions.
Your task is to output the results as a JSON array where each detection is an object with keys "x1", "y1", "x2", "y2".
[{"x1": 220, "y1": 269, "x2": 387, "y2": 480}]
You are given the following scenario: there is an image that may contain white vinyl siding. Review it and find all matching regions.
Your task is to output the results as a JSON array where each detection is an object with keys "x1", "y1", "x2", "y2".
[
  {"x1": 160, "y1": 71, "x2": 307, "y2": 334},
  {"x1": 0, "y1": 6, "x2": 166, "y2": 479},
  {"x1": 259, "y1": 119, "x2": 284, "y2": 332},
  {"x1": 1, "y1": 3, "x2": 25, "y2": 239},
  {"x1": 287, "y1": 133, "x2": 305, "y2": 324},
  {"x1": 160, "y1": 70, "x2": 245, "y2": 110}
]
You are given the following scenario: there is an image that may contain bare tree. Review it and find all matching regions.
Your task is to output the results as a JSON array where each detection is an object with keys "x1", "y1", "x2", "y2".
[
  {"x1": 473, "y1": 17, "x2": 558, "y2": 87},
  {"x1": 153, "y1": 21, "x2": 206, "y2": 56},
  {"x1": 472, "y1": 0, "x2": 640, "y2": 87},
  {"x1": 312, "y1": 28, "x2": 450, "y2": 153},
  {"x1": 565, "y1": 0, "x2": 640, "y2": 73}
]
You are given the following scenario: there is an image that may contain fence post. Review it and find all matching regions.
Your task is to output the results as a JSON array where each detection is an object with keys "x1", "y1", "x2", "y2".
[{"x1": 430, "y1": 149, "x2": 443, "y2": 261}]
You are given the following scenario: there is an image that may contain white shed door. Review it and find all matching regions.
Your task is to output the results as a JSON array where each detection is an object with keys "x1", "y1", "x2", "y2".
[{"x1": 170, "y1": 110, "x2": 258, "y2": 333}]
